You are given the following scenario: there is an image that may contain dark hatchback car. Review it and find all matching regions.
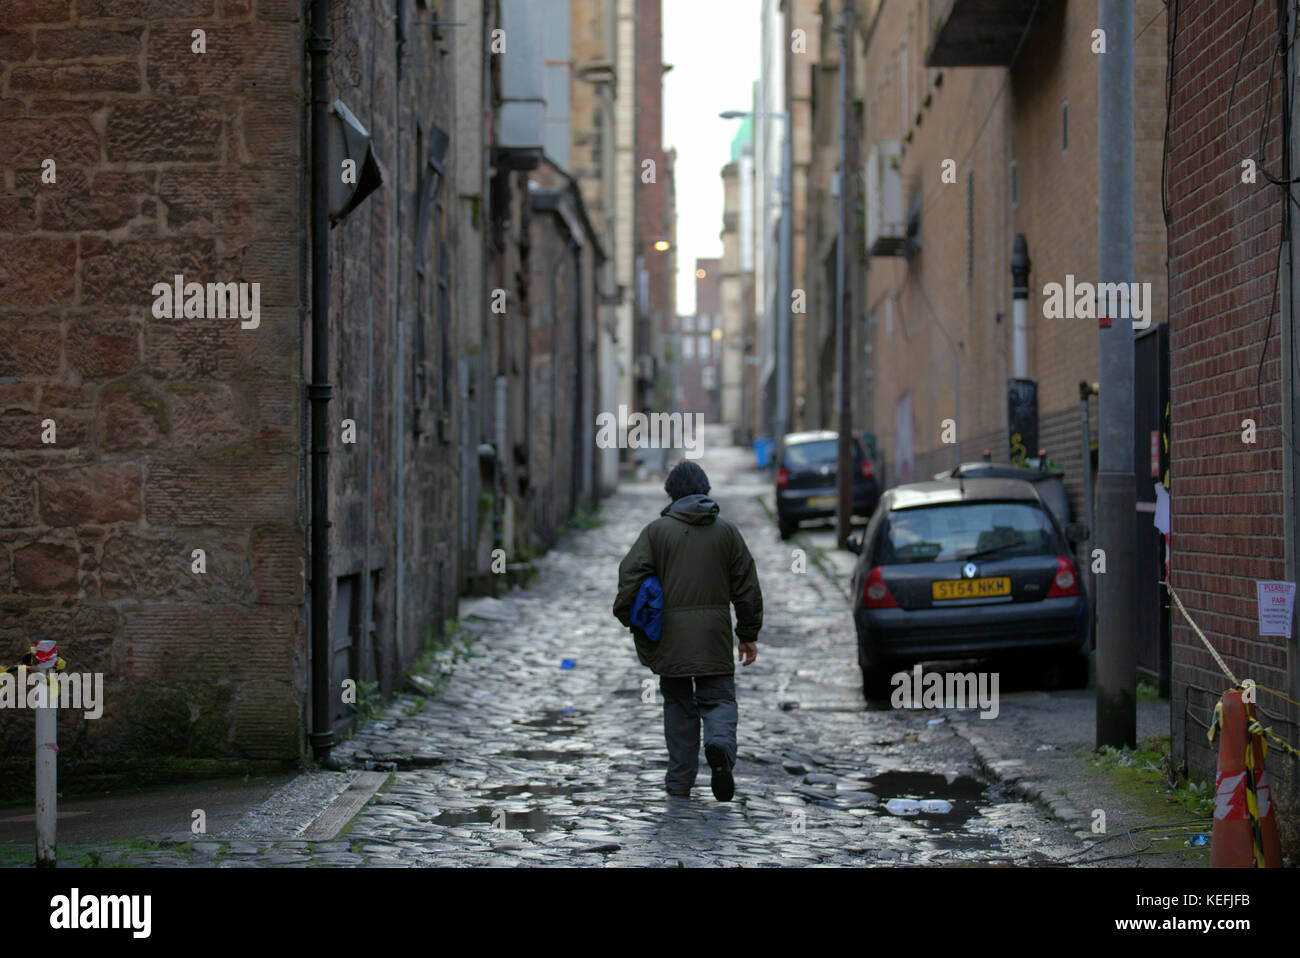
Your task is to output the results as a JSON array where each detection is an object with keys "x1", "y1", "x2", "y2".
[
  {"x1": 847, "y1": 477, "x2": 1090, "y2": 699},
  {"x1": 933, "y1": 460, "x2": 1072, "y2": 528},
  {"x1": 776, "y1": 430, "x2": 879, "y2": 539}
]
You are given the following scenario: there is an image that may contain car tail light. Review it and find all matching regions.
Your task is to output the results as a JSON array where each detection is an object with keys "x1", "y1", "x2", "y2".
[
  {"x1": 860, "y1": 459, "x2": 874, "y2": 479},
  {"x1": 1046, "y1": 556, "x2": 1079, "y2": 597},
  {"x1": 777, "y1": 467, "x2": 790, "y2": 488},
  {"x1": 863, "y1": 566, "x2": 897, "y2": 608}
]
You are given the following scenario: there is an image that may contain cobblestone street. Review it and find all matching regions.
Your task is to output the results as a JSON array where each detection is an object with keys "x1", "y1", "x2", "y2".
[{"x1": 68, "y1": 431, "x2": 1082, "y2": 869}]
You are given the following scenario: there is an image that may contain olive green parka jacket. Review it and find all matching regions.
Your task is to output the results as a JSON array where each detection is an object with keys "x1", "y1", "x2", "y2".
[{"x1": 612, "y1": 493, "x2": 763, "y2": 676}]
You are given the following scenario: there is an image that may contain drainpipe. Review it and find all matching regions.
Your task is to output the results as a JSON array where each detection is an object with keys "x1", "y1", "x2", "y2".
[
  {"x1": 308, "y1": 0, "x2": 336, "y2": 767},
  {"x1": 393, "y1": 2, "x2": 406, "y2": 664},
  {"x1": 1010, "y1": 234, "x2": 1030, "y2": 380}
]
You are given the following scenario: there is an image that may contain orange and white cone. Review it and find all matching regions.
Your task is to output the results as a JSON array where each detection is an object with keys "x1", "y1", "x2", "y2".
[{"x1": 1209, "y1": 688, "x2": 1282, "y2": 868}]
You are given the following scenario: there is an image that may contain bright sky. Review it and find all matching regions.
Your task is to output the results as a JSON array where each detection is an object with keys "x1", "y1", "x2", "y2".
[{"x1": 663, "y1": 0, "x2": 761, "y2": 315}]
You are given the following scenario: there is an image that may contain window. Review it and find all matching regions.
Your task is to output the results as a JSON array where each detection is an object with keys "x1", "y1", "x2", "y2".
[
  {"x1": 875, "y1": 501, "x2": 1060, "y2": 565},
  {"x1": 1009, "y1": 159, "x2": 1017, "y2": 209},
  {"x1": 785, "y1": 438, "x2": 865, "y2": 469},
  {"x1": 786, "y1": 440, "x2": 838, "y2": 467},
  {"x1": 683, "y1": 336, "x2": 695, "y2": 361},
  {"x1": 1061, "y1": 100, "x2": 1068, "y2": 153}
]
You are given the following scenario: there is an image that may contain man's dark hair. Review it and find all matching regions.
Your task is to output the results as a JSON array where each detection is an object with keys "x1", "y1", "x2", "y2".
[{"x1": 665, "y1": 460, "x2": 710, "y2": 501}]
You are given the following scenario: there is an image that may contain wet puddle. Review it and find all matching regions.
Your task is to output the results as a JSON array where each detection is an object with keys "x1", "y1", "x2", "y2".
[
  {"x1": 513, "y1": 709, "x2": 588, "y2": 736},
  {"x1": 867, "y1": 771, "x2": 987, "y2": 830},
  {"x1": 371, "y1": 754, "x2": 446, "y2": 770},
  {"x1": 430, "y1": 783, "x2": 587, "y2": 833},
  {"x1": 503, "y1": 749, "x2": 592, "y2": 761}
]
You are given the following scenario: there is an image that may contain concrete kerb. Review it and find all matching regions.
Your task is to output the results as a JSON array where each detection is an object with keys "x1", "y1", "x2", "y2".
[
  {"x1": 297, "y1": 771, "x2": 391, "y2": 841},
  {"x1": 753, "y1": 491, "x2": 852, "y2": 602},
  {"x1": 949, "y1": 718, "x2": 1096, "y2": 842}
]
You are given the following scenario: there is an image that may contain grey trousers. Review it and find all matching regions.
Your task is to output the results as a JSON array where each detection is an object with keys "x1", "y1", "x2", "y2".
[{"x1": 660, "y1": 674, "x2": 737, "y2": 792}]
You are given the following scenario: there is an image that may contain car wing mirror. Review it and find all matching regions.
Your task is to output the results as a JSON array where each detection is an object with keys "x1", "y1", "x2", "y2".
[{"x1": 845, "y1": 536, "x2": 863, "y2": 555}]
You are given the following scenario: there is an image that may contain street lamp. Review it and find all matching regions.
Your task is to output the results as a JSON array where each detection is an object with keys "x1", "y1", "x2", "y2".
[{"x1": 720, "y1": 108, "x2": 792, "y2": 462}]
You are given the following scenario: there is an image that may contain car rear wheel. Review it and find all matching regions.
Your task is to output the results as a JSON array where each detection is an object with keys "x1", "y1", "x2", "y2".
[
  {"x1": 860, "y1": 663, "x2": 897, "y2": 701},
  {"x1": 859, "y1": 649, "x2": 897, "y2": 701},
  {"x1": 778, "y1": 518, "x2": 798, "y2": 540}
]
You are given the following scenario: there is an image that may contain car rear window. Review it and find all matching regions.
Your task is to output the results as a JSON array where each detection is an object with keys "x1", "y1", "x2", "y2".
[
  {"x1": 785, "y1": 439, "x2": 862, "y2": 469},
  {"x1": 874, "y1": 501, "x2": 1059, "y2": 564}
]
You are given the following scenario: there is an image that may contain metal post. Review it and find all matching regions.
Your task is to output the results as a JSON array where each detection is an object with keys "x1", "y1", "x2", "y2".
[
  {"x1": 307, "y1": 0, "x2": 335, "y2": 766},
  {"x1": 1096, "y1": 0, "x2": 1137, "y2": 749},
  {"x1": 953, "y1": 342, "x2": 962, "y2": 470},
  {"x1": 1080, "y1": 381, "x2": 1097, "y2": 558},
  {"x1": 35, "y1": 691, "x2": 56, "y2": 866},
  {"x1": 835, "y1": 0, "x2": 855, "y2": 547},
  {"x1": 1080, "y1": 380, "x2": 1098, "y2": 640},
  {"x1": 776, "y1": 115, "x2": 793, "y2": 461},
  {"x1": 33, "y1": 639, "x2": 58, "y2": 868}
]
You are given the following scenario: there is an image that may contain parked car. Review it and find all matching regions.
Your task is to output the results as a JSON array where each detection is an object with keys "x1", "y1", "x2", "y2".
[
  {"x1": 775, "y1": 430, "x2": 879, "y2": 539},
  {"x1": 847, "y1": 477, "x2": 1091, "y2": 699},
  {"x1": 933, "y1": 460, "x2": 1072, "y2": 528}
]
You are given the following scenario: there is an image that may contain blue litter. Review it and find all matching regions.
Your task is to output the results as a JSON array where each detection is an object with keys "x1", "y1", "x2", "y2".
[
  {"x1": 1186, "y1": 834, "x2": 1209, "y2": 848},
  {"x1": 560, "y1": 659, "x2": 577, "y2": 669},
  {"x1": 561, "y1": 707, "x2": 577, "y2": 716},
  {"x1": 779, "y1": 701, "x2": 800, "y2": 711}
]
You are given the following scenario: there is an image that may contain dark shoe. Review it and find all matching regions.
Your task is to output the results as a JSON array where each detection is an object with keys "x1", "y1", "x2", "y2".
[
  {"x1": 666, "y1": 787, "x2": 691, "y2": 797},
  {"x1": 705, "y1": 743, "x2": 734, "y2": 802}
]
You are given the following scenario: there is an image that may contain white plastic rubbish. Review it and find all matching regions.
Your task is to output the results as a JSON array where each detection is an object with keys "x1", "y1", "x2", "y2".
[{"x1": 885, "y1": 798, "x2": 953, "y2": 816}]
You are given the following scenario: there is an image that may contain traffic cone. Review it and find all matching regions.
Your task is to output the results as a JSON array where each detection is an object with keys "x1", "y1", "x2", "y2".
[{"x1": 1209, "y1": 689, "x2": 1283, "y2": 867}]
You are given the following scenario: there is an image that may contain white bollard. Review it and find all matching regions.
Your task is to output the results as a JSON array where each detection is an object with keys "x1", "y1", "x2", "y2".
[{"x1": 32, "y1": 639, "x2": 58, "y2": 868}]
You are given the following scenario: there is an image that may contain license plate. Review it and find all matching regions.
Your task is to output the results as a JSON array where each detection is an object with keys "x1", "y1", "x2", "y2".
[
  {"x1": 806, "y1": 495, "x2": 835, "y2": 508},
  {"x1": 932, "y1": 577, "x2": 1011, "y2": 600}
]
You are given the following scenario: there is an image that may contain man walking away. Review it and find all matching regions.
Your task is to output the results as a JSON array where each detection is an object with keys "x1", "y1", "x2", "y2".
[{"x1": 613, "y1": 461, "x2": 763, "y2": 801}]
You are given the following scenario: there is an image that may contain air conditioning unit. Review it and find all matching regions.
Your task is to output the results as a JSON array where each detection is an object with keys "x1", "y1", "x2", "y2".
[
  {"x1": 495, "y1": 0, "x2": 544, "y2": 170},
  {"x1": 866, "y1": 140, "x2": 907, "y2": 256}
]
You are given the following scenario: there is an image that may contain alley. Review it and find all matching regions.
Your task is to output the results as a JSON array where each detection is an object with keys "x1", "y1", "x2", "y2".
[
  {"x1": 180, "y1": 428, "x2": 1078, "y2": 867},
  {"x1": 4, "y1": 0, "x2": 1295, "y2": 898}
]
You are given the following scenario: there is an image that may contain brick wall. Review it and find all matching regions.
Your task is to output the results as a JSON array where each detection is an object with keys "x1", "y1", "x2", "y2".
[
  {"x1": 634, "y1": 0, "x2": 670, "y2": 407},
  {"x1": 526, "y1": 167, "x2": 598, "y2": 551},
  {"x1": 856, "y1": 0, "x2": 1013, "y2": 480},
  {"x1": 1165, "y1": 0, "x2": 1298, "y2": 828},
  {"x1": 0, "y1": 0, "x2": 305, "y2": 768},
  {"x1": 856, "y1": 0, "x2": 1164, "y2": 532},
  {"x1": 788, "y1": 0, "x2": 822, "y2": 430},
  {"x1": 0, "y1": 0, "x2": 468, "y2": 775},
  {"x1": 328, "y1": 1, "x2": 462, "y2": 705}
]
